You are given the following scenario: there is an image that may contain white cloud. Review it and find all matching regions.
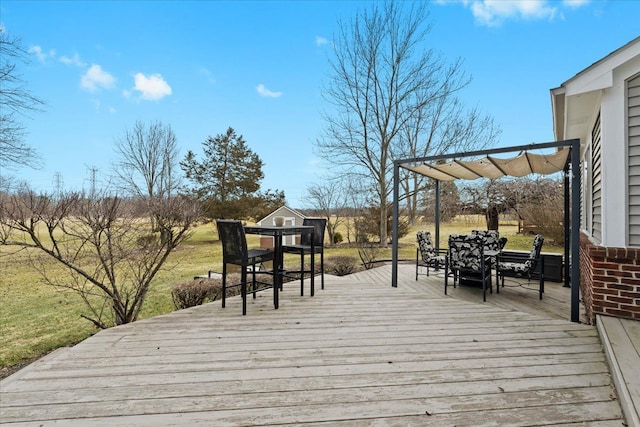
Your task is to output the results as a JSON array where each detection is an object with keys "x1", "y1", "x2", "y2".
[
  {"x1": 315, "y1": 36, "x2": 328, "y2": 46},
  {"x1": 198, "y1": 67, "x2": 216, "y2": 84},
  {"x1": 80, "y1": 64, "x2": 116, "y2": 92},
  {"x1": 133, "y1": 72, "x2": 172, "y2": 101},
  {"x1": 256, "y1": 83, "x2": 282, "y2": 98},
  {"x1": 28, "y1": 45, "x2": 56, "y2": 63},
  {"x1": 461, "y1": 0, "x2": 586, "y2": 26},
  {"x1": 563, "y1": 0, "x2": 590, "y2": 8},
  {"x1": 59, "y1": 53, "x2": 86, "y2": 67}
]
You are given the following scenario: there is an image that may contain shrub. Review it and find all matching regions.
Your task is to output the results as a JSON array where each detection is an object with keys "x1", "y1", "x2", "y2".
[
  {"x1": 332, "y1": 231, "x2": 343, "y2": 244},
  {"x1": 171, "y1": 278, "x2": 221, "y2": 309},
  {"x1": 325, "y1": 255, "x2": 359, "y2": 276}
]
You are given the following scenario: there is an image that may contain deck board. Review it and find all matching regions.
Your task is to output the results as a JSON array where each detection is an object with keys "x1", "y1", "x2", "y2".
[{"x1": 0, "y1": 264, "x2": 624, "y2": 426}]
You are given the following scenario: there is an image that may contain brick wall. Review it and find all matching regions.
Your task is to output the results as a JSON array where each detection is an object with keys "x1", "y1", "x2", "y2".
[{"x1": 580, "y1": 232, "x2": 640, "y2": 324}]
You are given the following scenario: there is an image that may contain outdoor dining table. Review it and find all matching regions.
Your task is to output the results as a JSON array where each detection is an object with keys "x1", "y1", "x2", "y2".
[{"x1": 243, "y1": 225, "x2": 315, "y2": 309}]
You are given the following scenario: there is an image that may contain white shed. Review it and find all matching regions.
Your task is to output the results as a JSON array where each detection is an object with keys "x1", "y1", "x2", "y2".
[{"x1": 257, "y1": 205, "x2": 306, "y2": 248}]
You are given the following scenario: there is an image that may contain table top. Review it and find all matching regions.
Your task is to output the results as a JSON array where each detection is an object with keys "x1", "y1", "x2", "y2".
[{"x1": 244, "y1": 225, "x2": 314, "y2": 236}]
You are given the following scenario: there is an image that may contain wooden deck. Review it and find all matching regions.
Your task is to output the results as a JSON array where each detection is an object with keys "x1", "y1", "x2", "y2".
[{"x1": 0, "y1": 264, "x2": 626, "y2": 426}]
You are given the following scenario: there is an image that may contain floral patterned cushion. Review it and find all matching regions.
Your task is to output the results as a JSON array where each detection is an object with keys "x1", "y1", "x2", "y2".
[
  {"x1": 497, "y1": 234, "x2": 544, "y2": 275},
  {"x1": 417, "y1": 231, "x2": 445, "y2": 266},
  {"x1": 448, "y1": 234, "x2": 487, "y2": 272},
  {"x1": 471, "y1": 230, "x2": 500, "y2": 252}
]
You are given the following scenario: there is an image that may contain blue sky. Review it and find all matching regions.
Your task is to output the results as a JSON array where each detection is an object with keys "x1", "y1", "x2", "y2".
[{"x1": 1, "y1": 0, "x2": 638, "y2": 208}]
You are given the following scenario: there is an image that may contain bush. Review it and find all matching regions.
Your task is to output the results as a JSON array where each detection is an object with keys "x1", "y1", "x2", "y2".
[
  {"x1": 332, "y1": 231, "x2": 343, "y2": 244},
  {"x1": 171, "y1": 278, "x2": 221, "y2": 309},
  {"x1": 325, "y1": 255, "x2": 359, "y2": 276},
  {"x1": 171, "y1": 273, "x2": 266, "y2": 309}
]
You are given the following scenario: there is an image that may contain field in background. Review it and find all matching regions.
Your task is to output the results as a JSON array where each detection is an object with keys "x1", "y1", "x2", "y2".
[{"x1": 0, "y1": 215, "x2": 561, "y2": 371}]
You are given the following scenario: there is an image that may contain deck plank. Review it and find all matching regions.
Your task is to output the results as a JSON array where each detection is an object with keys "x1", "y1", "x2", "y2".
[{"x1": 0, "y1": 264, "x2": 624, "y2": 426}]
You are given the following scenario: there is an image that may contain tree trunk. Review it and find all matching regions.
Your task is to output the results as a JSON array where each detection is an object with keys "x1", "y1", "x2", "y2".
[{"x1": 486, "y1": 205, "x2": 499, "y2": 231}]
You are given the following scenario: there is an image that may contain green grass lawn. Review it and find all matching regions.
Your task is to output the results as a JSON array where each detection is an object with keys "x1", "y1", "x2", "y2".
[{"x1": 0, "y1": 216, "x2": 560, "y2": 371}]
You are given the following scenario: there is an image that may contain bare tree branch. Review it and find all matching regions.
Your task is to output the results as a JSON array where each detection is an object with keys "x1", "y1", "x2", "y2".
[{"x1": 0, "y1": 28, "x2": 45, "y2": 170}]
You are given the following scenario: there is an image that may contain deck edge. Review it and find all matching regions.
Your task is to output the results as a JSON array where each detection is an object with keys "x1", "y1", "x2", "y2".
[{"x1": 597, "y1": 314, "x2": 640, "y2": 427}]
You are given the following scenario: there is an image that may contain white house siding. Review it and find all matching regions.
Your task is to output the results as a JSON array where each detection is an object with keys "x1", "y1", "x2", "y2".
[
  {"x1": 628, "y1": 73, "x2": 640, "y2": 246},
  {"x1": 592, "y1": 114, "x2": 603, "y2": 243},
  {"x1": 589, "y1": 55, "x2": 640, "y2": 248}
]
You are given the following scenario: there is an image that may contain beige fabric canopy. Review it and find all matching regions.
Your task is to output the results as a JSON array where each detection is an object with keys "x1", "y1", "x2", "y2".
[{"x1": 401, "y1": 147, "x2": 570, "y2": 181}]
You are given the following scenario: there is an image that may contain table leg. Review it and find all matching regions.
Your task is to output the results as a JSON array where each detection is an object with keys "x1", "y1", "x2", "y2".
[
  {"x1": 310, "y1": 230, "x2": 315, "y2": 297},
  {"x1": 274, "y1": 231, "x2": 282, "y2": 309}
]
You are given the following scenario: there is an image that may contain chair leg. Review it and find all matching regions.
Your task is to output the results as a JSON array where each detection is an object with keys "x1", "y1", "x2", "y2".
[
  {"x1": 241, "y1": 267, "x2": 247, "y2": 316},
  {"x1": 444, "y1": 262, "x2": 449, "y2": 295},
  {"x1": 320, "y1": 250, "x2": 324, "y2": 290},
  {"x1": 222, "y1": 263, "x2": 227, "y2": 308},
  {"x1": 300, "y1": 252, "x2": 305, "y2": 296},
  {"x1": 540, "y1": 258, "x2": 545, "y2": 299},
  {"x1": 482, "y1": 269, "x2": 487, "y2": 302},
  {"x1": 252, "y1": 264, "x2": 257, "y2": 299}
]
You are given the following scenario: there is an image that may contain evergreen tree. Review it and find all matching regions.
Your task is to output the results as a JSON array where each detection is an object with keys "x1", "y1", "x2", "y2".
[{"x1": 181, "y1": 127, "x2": 284, "y2": 219}]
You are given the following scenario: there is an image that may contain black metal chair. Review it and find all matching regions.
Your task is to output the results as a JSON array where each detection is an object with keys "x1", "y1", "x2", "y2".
[
  {"x1": 216, "y1": 220, "x2": 275, "y2": 315},
  {"x1": 496, "y1": 234, "x2": 545, "y2": 299},
  {"x1": 445, "y1": 234, "x2": 493, "y2": 301},
  {"x1": 416, "y1": 230, "x2": 447, "y2": 279},
  {"x1": 282, "y1": 218, "x2": 326, "y2": 295}
]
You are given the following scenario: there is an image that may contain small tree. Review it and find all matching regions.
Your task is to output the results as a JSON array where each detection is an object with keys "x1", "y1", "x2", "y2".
[
  {"x1": 0, "y1": 189, "x2": 199, "y2": 328},
  {"x1": 306, "y1": 180, "x2": 348, "y2": 245}
]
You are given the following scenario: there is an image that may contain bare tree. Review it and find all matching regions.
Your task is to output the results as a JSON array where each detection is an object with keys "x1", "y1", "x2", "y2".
[
  {"x1": 317, "y1": 1, "x2": 498, "y2": 246},
  {"x1": 0, "y1": 28, "x2": 44, "y2": 170},
  {"x1": 113, "y1": 121, "x2": 182, "y2": 242},
  {"x1": 0, "y1": 189, "x2": 199, "y2": 328},
  {"x1": 114, "y1": 121, "x2": 181, "y2": 199},
  {"x1": 306, "y1": 180, "x2": 348, "y2": 244}
]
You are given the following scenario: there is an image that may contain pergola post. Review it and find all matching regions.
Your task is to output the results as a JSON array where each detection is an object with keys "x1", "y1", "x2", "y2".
[
  {"x1": 564, "y1": 165, "x2": 570, "y2": 288},
  {"x1": 392, "y1": 161, "x2": 400, "y2": 288},
  {"x1": 570, "y1": 139, "x2": 581, "y2": 322},
  {"x1": 435, "y1": 179, "x2": 441, "y2": 251}
]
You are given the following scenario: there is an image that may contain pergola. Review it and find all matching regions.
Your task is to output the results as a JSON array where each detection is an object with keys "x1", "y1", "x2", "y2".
[{"x1": 391, "y1": 139, "x2": 582, "y2": 322}]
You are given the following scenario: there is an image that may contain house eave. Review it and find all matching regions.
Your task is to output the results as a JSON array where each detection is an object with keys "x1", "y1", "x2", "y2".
[{"x1": 550, "y1": 36, "x2": 640, "y2": 149}]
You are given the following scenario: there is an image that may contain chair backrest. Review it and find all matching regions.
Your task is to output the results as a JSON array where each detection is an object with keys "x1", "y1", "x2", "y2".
[
  {"x1": 416, "y1": 230, "x2": 436, "y2": 262},
  {"x1": 525, "y1": 234, "x2": 545, "y2": 269},
  {"x1": 448, "y1": 234, "x2": 485, "y2": 271},
  {"x1": 471, "y1": 229, "x2": 500, "y2": 252},
  {"x1": 301, "y1": 218, "x2": 326, "y2": 246},
  {"x1": 216, "y1": 220, "x2": 248, "y2": 264}
]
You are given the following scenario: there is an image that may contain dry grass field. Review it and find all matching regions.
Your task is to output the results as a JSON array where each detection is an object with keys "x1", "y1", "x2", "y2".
[{"x1": 0, "y1": 214, "x2": 560, "y2": 375}]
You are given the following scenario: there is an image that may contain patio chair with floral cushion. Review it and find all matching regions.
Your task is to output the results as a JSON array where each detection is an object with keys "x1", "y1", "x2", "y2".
[
  {"x1": 416, "y1": 230, "x2": 447, "y2": 280},
  {"x1": 472, "y1": 229, "x2": 504, "y2": 280},
  {"x1": 445, "y1": 234, "x2": 493, "y2": 301},
  {"x1": 496, "y1": 234, "x2": 545, "y2": 299}
]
